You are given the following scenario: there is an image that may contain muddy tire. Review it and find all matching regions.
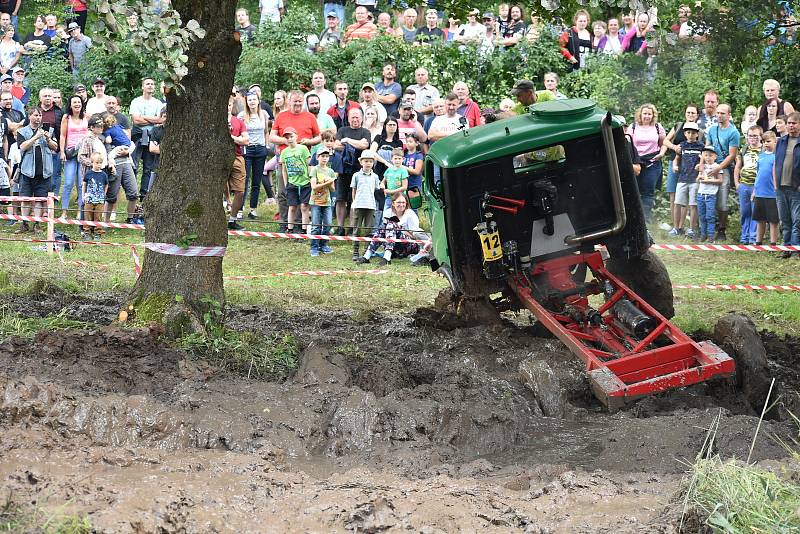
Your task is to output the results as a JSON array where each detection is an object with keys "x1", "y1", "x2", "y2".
[{"x1": 605, "y1": 249, "x2": 675, "y2": 319}]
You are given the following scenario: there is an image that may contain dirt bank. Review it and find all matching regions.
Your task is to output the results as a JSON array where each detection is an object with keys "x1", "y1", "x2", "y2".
[{"x1": 0, "y1": 295, "x2": 797, "y2": 532}]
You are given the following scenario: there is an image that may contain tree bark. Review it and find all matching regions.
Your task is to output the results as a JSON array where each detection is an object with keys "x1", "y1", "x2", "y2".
[{"x1": 129, "y1": 0, "x2": 241, "y2": 333}]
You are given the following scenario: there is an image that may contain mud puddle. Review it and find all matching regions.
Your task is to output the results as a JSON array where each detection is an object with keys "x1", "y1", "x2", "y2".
[{"x1": 1, "y1": 295, "x2": 798, "y2": 532}]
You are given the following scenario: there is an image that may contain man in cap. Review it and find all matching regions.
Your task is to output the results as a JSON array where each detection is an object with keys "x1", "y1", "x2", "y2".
[
  {"x1": 454, "y1": 8, "x2": 485, "y2": 43},
  {"x1": 359, "y1": 82, "x2": 386, "y2": 122},
  {"x1": 510, "y1": 79, "x2": 555, "y2": 115},
  {"x1": 9, "y1": 66, "x2": 27, "y2": 105},
  {"x1": 73, "y1": 83, "x2": 87, "y2": 103},
  {"x1": 86, "y1": 78, "x2": 109, "y2": 116},
  {"x1": 322, "y1": 0, "x2": 345, "y2": 27},
  {"x1": 317, "y1": 10, "x2": 342, "y2": 50},
  {"x1": 66, "y1": 21, "x2": 91, "y2": 74},
  {"x1": 396, "y1": 100, "x2": 427, "y2": 146}
]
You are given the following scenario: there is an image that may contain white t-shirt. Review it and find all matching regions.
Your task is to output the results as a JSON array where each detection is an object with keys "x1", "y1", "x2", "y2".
[
  {"x1": 85, "y1": 96, "x2": 108, "y2": 117},
  {"x1": 361, "y1": 101, "x2": 387, "y2": 124},
  {"x1": 304, "y1": 89, "x2": 337, "y2": 114},
  {"x1": 430, "y1": 114, "x2": 466, "y2": 140},
  {"x1": 456, "y1": 23, "x2": 485, "y2": 42},
  {"x1": 129, "y1": 96, "x2": 165, "y2": 135},
  {"x1": 259, "y1": 0, "x2": 284, "y2": 24}
]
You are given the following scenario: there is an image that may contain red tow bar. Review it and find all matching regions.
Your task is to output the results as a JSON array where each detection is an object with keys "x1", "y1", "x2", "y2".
[{"x1": 510, "y1": 251, "x2": 735, "y2": 410}]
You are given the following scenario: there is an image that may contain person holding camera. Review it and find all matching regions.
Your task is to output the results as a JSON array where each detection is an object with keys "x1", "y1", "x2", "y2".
[{"x1": 16, "y1": 106, "x2": 58, "y2": 232}]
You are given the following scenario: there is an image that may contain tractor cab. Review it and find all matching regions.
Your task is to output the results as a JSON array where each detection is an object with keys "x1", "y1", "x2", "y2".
[{"x1": 423, "y1": 99, "x2": 734, "y2": 410}]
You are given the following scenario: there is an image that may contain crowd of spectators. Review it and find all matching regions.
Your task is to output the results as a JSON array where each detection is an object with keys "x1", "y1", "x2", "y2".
[{"x1": 0, "y1": 2, "x2": 799, "y2": 267}]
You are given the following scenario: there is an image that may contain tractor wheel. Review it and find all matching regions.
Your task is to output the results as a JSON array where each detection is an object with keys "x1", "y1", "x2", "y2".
[{"x1": 605, "y1": 249, "x2": 675, "y2": 319}]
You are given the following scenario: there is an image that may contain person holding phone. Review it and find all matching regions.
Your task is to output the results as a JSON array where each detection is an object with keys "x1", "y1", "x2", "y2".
[{"x1": 17, "y1": 106, "x2": 58, "y2": 231}]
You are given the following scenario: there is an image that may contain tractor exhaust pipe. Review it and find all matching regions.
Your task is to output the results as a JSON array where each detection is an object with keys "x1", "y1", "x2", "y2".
[{"x1": 565, "y1": 112, "x2": 627, "y2": 245}]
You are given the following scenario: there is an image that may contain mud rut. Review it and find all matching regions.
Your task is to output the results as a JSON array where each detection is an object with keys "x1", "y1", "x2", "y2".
[{"x1": 0, "y1": 293, "x2": 798, "y2": 533}]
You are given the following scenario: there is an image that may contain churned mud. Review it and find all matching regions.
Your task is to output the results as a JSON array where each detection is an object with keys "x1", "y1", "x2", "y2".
[{"x1": 0, "y1": 294, "x2": 798, "y2": 533}]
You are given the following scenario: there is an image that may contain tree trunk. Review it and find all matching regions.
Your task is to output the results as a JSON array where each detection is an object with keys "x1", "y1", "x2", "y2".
[{"x1": 129, "y1": 0, "x2": 241, "y2": 335}]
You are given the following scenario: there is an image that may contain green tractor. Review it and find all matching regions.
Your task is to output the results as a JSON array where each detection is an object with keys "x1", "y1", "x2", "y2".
[{"x1": 422, "y1": 99, "x2": 734, "y2": 409}]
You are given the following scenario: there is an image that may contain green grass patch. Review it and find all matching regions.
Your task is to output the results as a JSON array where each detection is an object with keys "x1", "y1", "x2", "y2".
[
  {"x1": 0, "y1": 306, "x2": 92, "y2": 341},
  {"x1": 1, "y1": 211, "x2": 799, "y2": 335},
  {"x1": 0, "y1": 496, "x2": 90, "y2": 534}
]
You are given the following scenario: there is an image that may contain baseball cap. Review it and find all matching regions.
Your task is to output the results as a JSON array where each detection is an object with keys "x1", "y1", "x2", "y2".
[
  {"x1": 67, "y1": 21, "x2": 79, "y2": 31},
  {"x1": 511, "y1": 79, "x2": 535, "y2": 95},
  {"x1": 92, "y1": 77, "x2": 105, "y2": 85},
  {"x1": 399, "y1": 101, "x2": 413, "y2": 109},
  {"x1": 88, "y1": 115, "x2": 104, "y2": 128},
  {"x1": 482, "y1": 12, "x2": 495, "y2": 20},
  {"x1": 74, "y1": 84, "x2": 86, "y2": 92},
  {"x1": 247, "y1": 83, "x2": 261, "y2": 92},
  {"x1": 469, "y1": 8, "x2": 480, "y2": 15},
  {"x1": 283, "y1": 127, "x2": 297, "y2": 136},
  {"x1": 682, "y1": 121, "x2": 699, "y2": 131},
  {"x1": 702, "y1": 145, "x2": 717, "y2": 154},
  {"x1": 11, "y1": 66, "x2": 24, "y2": 74},
  {"x1": 326, "y1": 10, "x2": 338, "y2": 18},
  {"x1": 317, "y1": 148, "x2": 333, "y2": 156},
  {"x1": 361, "y1": 82, "x2": 375, "y2": 91},
  {"x1": 0, "y1": 74, "x2": 11, "y2": 83}
]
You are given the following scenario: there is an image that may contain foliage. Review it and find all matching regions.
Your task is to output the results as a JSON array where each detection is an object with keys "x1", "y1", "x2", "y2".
[
  {"x1": 236, "y1": 10, "x2": 567, "y2": 109},
  {"x1": 176, "y1": 297, "x2": 299, "y2": 379},
  {"x1": 77, "y1": 42, "x2": 157, "y2": 106},
  {"x1": 87, "y1": 0, "x2": 205, "y2": 88},
  {"x1": 761, "y1": 43, "x2": 800, "y2": 108},
  {"x1": 0, "y1": 498, "x2": 91, "y2": 534},
  {"x1": 23, "y1": 52, "x2": 74, "y2": 108}
]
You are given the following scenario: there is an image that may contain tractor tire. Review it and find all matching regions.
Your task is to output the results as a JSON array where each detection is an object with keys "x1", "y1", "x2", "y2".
[{"x1": 605, "y1": 249, "x2": 675, "y2": 319}]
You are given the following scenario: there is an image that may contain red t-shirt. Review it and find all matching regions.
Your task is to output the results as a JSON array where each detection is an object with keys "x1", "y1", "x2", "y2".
[
  {"x1": 272, "y1": 110, "x2": 320, "y2": 152},
  {"x1": 229, "y1": 116, "x2": 245, "y2": 157},
  {"x1": 68, "y1": 0, "x2": 88, "y2": 12}
]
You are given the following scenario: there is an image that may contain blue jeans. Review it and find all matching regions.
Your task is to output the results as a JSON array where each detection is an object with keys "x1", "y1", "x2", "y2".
[
  {"x1": 323, "y1": 3, "x2": 345, "y2": 23},
  {"x1": 61, "y1": 158, "x2": 82, "y2": 215},
  {"x1": 737, "y1": 184, "x2": 757, "y2": 244},
  {"x1": 310, "y1": 204, "x2": 332, "y2": 251},
  {"x1": 697, "y1": 193, "x2": 717, "y2": 238},
  {"x1": 665, "y1": 160, "x2": 678, "y2": 194},
  {"x1": 50, "y1": 153, "x2": 62, "y2": 195},
  {"x1": 775, "y1": 187, "x2": 800, "y2": 246},
  {"x1": 244, "y1": 146, "x2": 269, "y2": 209},
  {"x1": 637, "y1": 160, "x2": 662, "y2": 221}
]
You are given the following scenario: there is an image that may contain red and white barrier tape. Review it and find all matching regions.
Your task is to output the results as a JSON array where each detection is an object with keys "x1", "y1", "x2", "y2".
[
  {"x1": 143, "y1": 242, "x2": 226, "y2": 257},
  {"x1": 224, "y1": 269, "x2": 439, "y2": 279},
  {"x1": 228, "y1": 229, "x2": 430, "y2": 245},
  {"x1": 0, "y1": 213, "x2": 145, "y2": 230},
  {"x1": 674, "y1": 283, "x2": 800, "y2": 291},
  {"x1": 0, "y1": 195, "x2": 60, "y2": 202},
  {"x1": 650, "y1": 243, "x2": 800, "y2": 252}
]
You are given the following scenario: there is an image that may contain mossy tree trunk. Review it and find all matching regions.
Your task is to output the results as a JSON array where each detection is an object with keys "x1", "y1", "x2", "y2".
[{"x1": 129, "y1": 0, "x2": 241, "y2": 334}]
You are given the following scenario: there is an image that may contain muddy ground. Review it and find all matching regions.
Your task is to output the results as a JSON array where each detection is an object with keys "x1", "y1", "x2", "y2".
[{"x1": 0, "y1": 293, "x2": 798, "y2": 533}]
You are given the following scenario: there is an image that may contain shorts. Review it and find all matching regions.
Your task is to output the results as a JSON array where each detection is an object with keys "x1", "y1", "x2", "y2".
[
  {"x1": 286, "y1": 183, "x2": 311, "y2": 206},
  {"x1": 106, "y1": 160, "x2": 138, "y2": 204},
  {"x1": 675, "y1": 182, "x2": 698, "y2": 206},
  {"x1": 0, "y1": 186, "x2": 9, "y2": 205},
  {"x1": 228, "y1": 155, "x2": 246, "y2": 192},
  {"x1": 335, "y1": 172, "x2": 353, "y2": 204},
  {"x1": 752, "y1": 197, "x2": 779, "y2": 224},
  {"x1": 19, "y1": 175, "x2": 51, "y2": 198},
  {"x1": 716, "y1": 168, "x2": 730, "y2": 211}
]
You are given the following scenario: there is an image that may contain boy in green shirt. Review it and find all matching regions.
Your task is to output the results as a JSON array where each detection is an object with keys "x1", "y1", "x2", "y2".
[
  {"x1": 380, "y1": 148, "x2": 409, "y2": 210},
  {"x1": 281, "y1": 127, "x2": 312, "y2": 232}
]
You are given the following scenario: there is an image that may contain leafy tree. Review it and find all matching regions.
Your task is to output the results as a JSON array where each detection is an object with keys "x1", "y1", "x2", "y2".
[{"x1": 86, "y1": 0, "x2": 240, "y2": 333}]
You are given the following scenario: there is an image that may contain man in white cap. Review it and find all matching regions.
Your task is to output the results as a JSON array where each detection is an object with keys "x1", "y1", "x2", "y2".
[
  {"x1": 85, "y1": 77, "x2": 109, "y2": 116},
  {"x1": 359, "y1": 82, "x2": 386, "y2": 122},
  {"x1": 66, "y1": 21, "x2": 91, "y2": 74},
  {"x1": 454, "y1": 8, "x2": 485, "y2": 43},
  {"x1": 317, "y1": 10, "x2": 342, "y2": 50}
]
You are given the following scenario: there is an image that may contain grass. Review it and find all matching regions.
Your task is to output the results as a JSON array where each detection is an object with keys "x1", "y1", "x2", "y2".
[
  {"x1": 1, "y1": 204, "x2": 800, "y2": 335},
  {"x1": 680, "y1": 410, "x2": 800, "y2": 533},
  {"x1": 0, "y1": 495, "x2": 91, "y2": 534},
  {"x1": 0, "y1": 305, "x2": 92, "y2": 340}
]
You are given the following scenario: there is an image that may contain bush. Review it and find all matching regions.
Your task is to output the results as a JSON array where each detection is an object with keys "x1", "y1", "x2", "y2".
[
  {"x1": 24, "y1": 52, "x2": 74, "y2": 107},
  {"x1": 77, "y1": 42, "x2": 159, "y2": 107},
  {"x1": 236, "y1": 10, "x2": 568, "y2": 110}
]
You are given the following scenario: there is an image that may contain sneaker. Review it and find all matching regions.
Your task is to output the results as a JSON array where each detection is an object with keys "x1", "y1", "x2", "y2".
[
  {"x1": 80, "y1": 231, "x2": 89, "y2": 241},
  {"x1": 109, "y1": 212, "x2": 117, "y2": 221},
  {"x1": 321, "y1": 246, "x2": 333, "y2": 254},
  {"x1": 715, "y1": 230, "x2": 727, "y2": 242},
  {"x1": 15, "y1": 222, "x2": 30, "y2": 233},
  {"x1": 310, "y1": 249, "x2": 320, "y2": 257},
  {"x1": 378, "y1": 257, "x2": 390, "y2": 266},
  {"x1": 354, "y1": 256, "x2": 369, "y2": 264},
  {"x1": 92, "y1": 234, "x2": 100, "y2": 242},
  {"x1": 668, "y1": 228, "x2": 679, "y2": 237},
  {"x1": 247, "y1": 210, "x2": 258, "y2": 220},
  {"x1": 658, "y1": 222, "x2": 672, "y2": 232},
  {"x1": 411, "y1": 256, "x2": 430, "y2": 267},
  {"x1": 336, "y1": 227, "x2": 346, "y2": 237},
  {"x1": 779, "y1": 250, "x2": 793, "y2": 259},
  {"x1": 228, "y1": 221, "x2": 244, "y2": 230},
  {"x1": 685, "y1": 229, "x2": 695, "y2": 239},
  {"x1": 699, "y1": 234, "x2": 707, "y2": 243},
  {"x1": 236, "y1": 211, "x2": 243, "y2": 220},
  {"x1": 126, "y1": 217, "x2": 133, "y2": 224},
  {"x1": 5, "y1": 219, "x2": 16, "y2": 226}
]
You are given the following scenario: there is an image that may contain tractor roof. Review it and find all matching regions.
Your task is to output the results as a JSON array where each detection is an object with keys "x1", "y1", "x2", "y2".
[{"x1": 427, "y1": 99, "x2": 623, "y2": 169}]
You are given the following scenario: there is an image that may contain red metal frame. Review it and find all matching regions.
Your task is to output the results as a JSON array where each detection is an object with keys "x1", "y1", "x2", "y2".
[{"x1": 510, "y1": 251, "x2": 735, "y2": 410}]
